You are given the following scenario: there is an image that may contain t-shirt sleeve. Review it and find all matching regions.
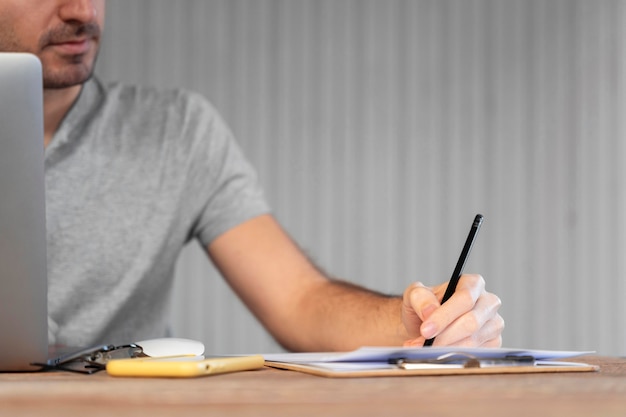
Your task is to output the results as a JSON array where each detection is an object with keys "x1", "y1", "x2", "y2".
[{"x1": 182, "y1": 93, "x2": 271, "y2": 246}]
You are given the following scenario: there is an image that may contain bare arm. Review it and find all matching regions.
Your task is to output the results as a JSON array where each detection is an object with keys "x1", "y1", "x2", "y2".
[{"x1": 207, "y1": 214, "x2": 503, "y2": 351}]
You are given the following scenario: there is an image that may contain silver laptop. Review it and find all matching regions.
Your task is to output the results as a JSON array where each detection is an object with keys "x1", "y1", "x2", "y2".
[{"x1": 0, "y1": 52, "x2": 48, "y2": 371}]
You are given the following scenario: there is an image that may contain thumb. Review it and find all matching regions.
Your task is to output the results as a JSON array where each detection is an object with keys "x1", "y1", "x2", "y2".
[{"x1": 402, "y1": 282, "x2": 440, "y2": 339}]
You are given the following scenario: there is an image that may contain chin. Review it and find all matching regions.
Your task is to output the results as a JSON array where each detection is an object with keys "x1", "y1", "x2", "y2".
[
  {"x1": 43, "y1": 64, "x2": 95, "y2": 89},
  {"x1": 41, "y1": 49, "x2": 99, "y2": 89}
]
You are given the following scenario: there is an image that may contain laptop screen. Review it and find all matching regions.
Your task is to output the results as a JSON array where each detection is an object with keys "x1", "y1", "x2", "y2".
[{"x1": 0, "y1": 52, "x2": 48, "y2": 371}]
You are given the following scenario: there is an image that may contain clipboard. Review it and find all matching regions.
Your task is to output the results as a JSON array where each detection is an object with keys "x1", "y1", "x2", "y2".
[
  {"x1": 265, "y1": 360, "x2": 599, "y2": 378},
  {"x1": 262, "y1": 347, "x2": 599, "y2": 378}
]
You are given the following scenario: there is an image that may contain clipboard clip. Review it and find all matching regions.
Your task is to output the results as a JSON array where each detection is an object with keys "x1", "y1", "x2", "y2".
[{"x1": 390, "y1": 352, "x2": 536, "y2": 369}]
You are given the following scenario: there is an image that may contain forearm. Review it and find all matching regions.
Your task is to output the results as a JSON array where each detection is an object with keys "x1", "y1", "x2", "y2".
[
  {"x1": 209, "y1": 215, "x2": 503, "y2": 352},
  {"x1": 277, "y1": 278, "x2": 409, "y2": 352}
]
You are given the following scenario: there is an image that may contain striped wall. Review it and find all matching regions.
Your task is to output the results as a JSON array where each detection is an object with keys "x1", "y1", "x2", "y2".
[{"x1": 97, "y1": 0, "x2": 626, "y2": 355}]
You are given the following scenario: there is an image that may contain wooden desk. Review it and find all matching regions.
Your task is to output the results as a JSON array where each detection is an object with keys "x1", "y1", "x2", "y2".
[{"x1": 1, "y1": 356, "x2": 624, "y2": 416}]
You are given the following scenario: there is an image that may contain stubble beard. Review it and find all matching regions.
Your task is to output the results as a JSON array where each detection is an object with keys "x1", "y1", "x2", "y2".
[
  {"x1": 41, "y1": 51, "x2": 99, "y2": 89},
  {"x1": 0, "y1": 21, "x2": 101, "y2": 89},
  {"x1": 39, "y1": 21, "x2": 101, "y2": 89}
]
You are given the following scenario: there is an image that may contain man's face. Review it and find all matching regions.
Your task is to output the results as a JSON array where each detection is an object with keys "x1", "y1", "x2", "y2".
[{"x1": 0, "y1": 0, "x2": 105, "y2": 89}]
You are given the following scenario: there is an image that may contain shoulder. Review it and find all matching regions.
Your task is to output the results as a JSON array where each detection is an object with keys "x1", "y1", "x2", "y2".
[
  {"x1": 97, "y1": 79, "x2": 220, "y2": 125},
  {"x1": 85, "y1": 78, "x2": 235, "y2": 153}
]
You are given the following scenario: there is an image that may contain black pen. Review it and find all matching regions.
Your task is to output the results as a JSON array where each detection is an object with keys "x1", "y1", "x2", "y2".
[{"x1": 423, "y1": 214, "x2": 484, "y2": 347}]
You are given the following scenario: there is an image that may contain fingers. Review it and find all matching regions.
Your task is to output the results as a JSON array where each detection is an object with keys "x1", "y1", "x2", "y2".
[
  {"x1": 402, "y1": 322, "x2": 503, "y2": 348},
  {"x1": 432, "y1": 299, "x2": 504, "y2": 347},
  {"x1": 422, "y1": 274, "x2": 486, "y2": 339},
  {"x1": 450, "y1": 316, "x2": 504, "y2": 348},
  {"x1": 402, "y1": 274, "x2": 504, "y2": 348}
]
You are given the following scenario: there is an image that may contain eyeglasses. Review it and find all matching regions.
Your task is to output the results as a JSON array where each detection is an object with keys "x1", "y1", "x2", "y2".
[{"x1": 34, "y1": 343, "x2": 147, "y2": 374}]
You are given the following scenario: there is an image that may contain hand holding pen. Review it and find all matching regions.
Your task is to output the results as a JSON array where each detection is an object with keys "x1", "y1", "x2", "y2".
[{"x1": 400, "y1": 214, "x2": 504, "y2": 348}]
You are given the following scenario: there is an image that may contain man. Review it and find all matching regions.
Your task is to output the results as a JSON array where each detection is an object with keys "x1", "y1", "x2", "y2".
[{"x1": 0, "y1": 0, "x2": 504, "y2": 350}]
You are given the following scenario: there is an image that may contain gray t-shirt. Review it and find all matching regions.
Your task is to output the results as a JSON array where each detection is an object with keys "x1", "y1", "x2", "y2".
[{"x1": 45, "y1": 77, "x2": 270, "y2": 347}]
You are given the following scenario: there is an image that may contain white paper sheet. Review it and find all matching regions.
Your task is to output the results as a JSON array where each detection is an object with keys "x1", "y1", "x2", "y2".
[{"x1": 262, "y1": 346, "x2": 594, "y2": 364}]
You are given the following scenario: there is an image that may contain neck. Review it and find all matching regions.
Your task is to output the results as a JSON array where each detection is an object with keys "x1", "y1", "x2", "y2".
[{"x1": 43, "y1": 84, "x2": 83, "y2": 147}]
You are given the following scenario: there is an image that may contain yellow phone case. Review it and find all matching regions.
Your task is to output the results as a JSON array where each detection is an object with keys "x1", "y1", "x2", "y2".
[{"x1": 106, "y1": 355, "x2": 265, "y2": 378}]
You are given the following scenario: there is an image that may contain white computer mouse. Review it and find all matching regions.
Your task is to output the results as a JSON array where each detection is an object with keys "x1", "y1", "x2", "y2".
[{"x1": 135, "y1": 337, "x2": 205, "y2": 358}]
